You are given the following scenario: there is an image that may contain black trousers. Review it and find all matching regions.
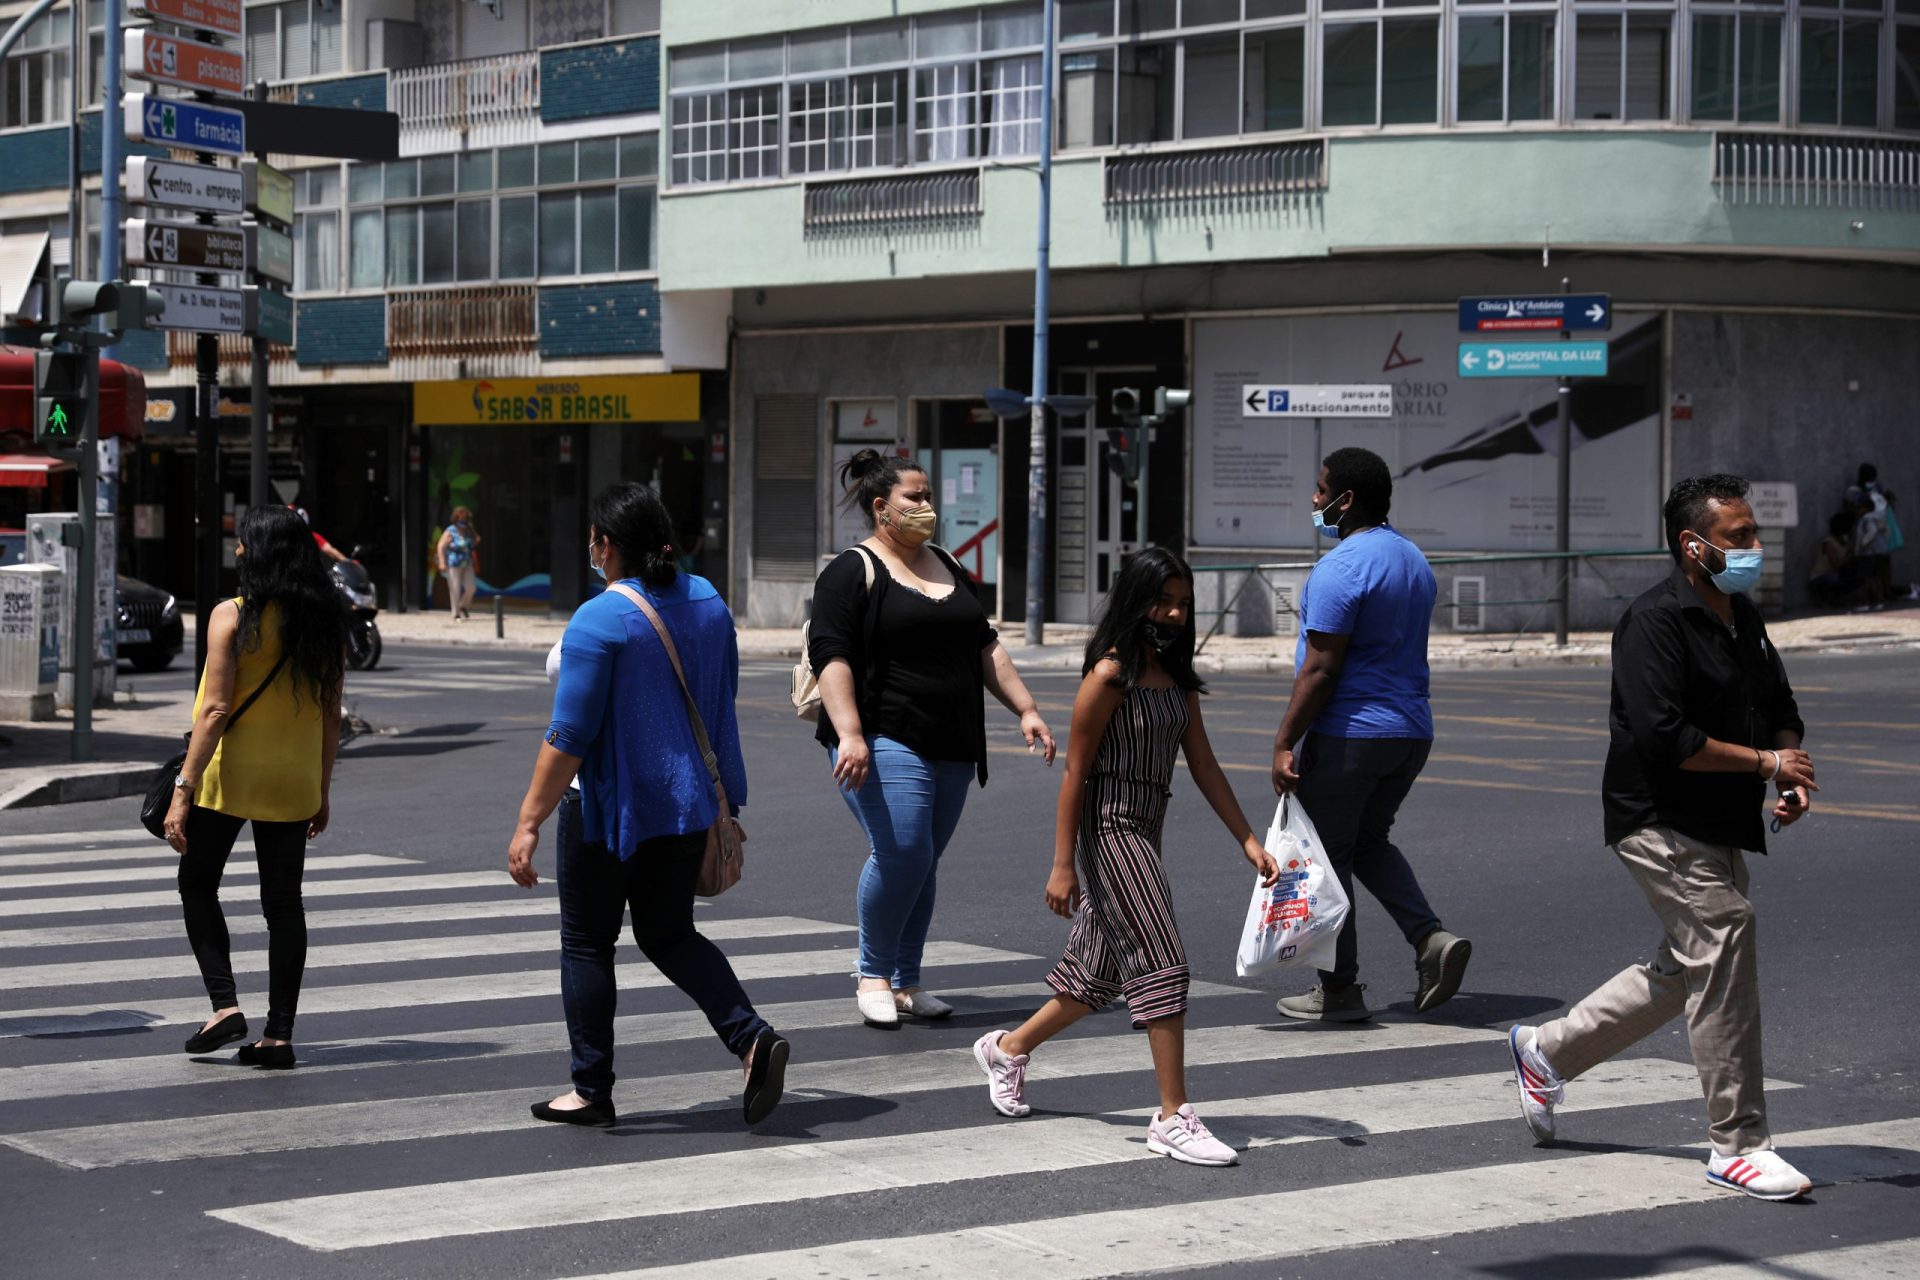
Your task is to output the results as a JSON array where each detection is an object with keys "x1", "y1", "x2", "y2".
[{"x1": 177, "y1": 806, "x2": 309, "y2": 1040}]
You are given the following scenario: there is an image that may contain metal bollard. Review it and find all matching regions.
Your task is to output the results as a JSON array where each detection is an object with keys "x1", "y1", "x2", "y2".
[{"x1": 494, "y1": 593, "x2": 504, "y2": 639}]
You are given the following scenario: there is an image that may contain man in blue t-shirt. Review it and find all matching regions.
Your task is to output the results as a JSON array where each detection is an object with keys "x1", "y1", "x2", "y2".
[{"x1": 1269, "y1": 447, "x2": 1470, "y2": 1024}]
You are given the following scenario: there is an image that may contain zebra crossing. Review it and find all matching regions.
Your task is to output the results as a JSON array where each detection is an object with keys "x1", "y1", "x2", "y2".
[
  {"x1": 2, "y1": 822, "x2": 1916, "y2": 1278},
  {"x1": 343, "y1": 654, "x2": 554, "y2": 701}
]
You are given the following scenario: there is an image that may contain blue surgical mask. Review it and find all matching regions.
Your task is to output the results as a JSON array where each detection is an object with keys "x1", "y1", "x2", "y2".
[
  {"x1": 1311, "y1": 491, "x2": 1353, "y2": 540},
  {"x1": 588, "y1": 540, "x2": 606, "y2": 582},
  {"x1": 1688, "y1": 531, "x2": 1763, "y2": 596}
]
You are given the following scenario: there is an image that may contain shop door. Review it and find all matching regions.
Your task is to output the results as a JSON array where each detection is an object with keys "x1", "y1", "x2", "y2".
[{"x1": 1053, "y1": 369, "x2": 1147, "y2": 624}]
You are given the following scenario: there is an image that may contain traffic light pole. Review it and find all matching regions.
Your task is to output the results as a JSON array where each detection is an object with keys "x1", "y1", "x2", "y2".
[
  {"x1": 248, "y1": 80, "x2": 270, "y2": 510},
  {"x1": 1023, "y1": 0, "x2": 1055, "y2": 648},
  {"x1": 193, "y1": 31, "x2": 223, "y2": 676},
  {"x1": 71, "y1": 349, "x2": 100, "y2": 762}
]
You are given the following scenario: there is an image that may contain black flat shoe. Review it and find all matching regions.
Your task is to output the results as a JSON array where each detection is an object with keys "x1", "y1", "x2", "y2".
[
  {"x1": 184, "y1": 1012, "x2": 247, "y2": 1055},
  {"x1": 236, "y1": 1041, "x2": 296, "y2": 1070},
  {"x1": 743, "y1": 1029, "x2": 789, "y2": 1126},
  {"x1": 531, "y1": 1097, "x2": 616, "y2": 1128}
]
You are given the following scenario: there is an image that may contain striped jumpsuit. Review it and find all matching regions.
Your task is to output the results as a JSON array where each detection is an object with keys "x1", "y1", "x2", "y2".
[{"x1": 1047, "y1": 685, "x2": 1191, "y2": 1028}]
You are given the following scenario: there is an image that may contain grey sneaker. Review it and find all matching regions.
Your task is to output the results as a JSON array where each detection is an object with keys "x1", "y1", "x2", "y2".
[
  {"x1": 1414, "y1": 930, "x2": 1472, "y2": 1013},
  {"x1": 1277, "y1": 983, "x2": 1371, "y2": 1022}
]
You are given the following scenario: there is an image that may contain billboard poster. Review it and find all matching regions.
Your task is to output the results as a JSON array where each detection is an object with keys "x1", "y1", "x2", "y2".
[{"x1": 1191, "y1": 313, "x2": 1663, "y2": 552}]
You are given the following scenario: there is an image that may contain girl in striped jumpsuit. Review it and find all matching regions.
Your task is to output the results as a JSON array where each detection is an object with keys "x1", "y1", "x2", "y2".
[{"x1": 975, "y1": 548, "x2": 1279, "y2": 1166}]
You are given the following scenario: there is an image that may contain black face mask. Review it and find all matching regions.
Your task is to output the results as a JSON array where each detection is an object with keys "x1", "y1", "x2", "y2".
[{"x1": 1140, "y1": 618, "x2": 1180, "y2": 654}]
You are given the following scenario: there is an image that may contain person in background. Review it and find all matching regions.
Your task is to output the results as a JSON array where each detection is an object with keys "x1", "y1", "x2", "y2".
[
  {"x1": 508, "y1": 483, "x2": 787, "y2": 1129},
  {"x1": 809, "y1": 449, "x2": 1056, "y2": 1028},
  {"x1": 1270, "y1": 447, "x2": 1470, "y2": 1023},
  {"x1": 437, "y1": 507, "x2": 481, "y2": 621},
  {"x1": 167, "y1": 504, "x2": 347, "y2": 1071},
  {"x1": 293, "y1": 507, "x2": 350, "y2": 564},
  {"x1": 974, "y1": 549, "x2": 1279, "y2": 1167},
  {"x1": 1846, "y1": 483, "x2": 1891, "y2": 608},
  {"x1": 1807, "y1": 511, "x2": 1860, "y2": 610}
]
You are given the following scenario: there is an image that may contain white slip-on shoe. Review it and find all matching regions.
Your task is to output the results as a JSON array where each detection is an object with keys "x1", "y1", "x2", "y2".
[
  {"x1": 1145, "y1": 1105, "x2": 1239, "y2": 1167},
  {"x1": 972, "y1": 1029, "x2": 1031, "y2": 1118},
  {"x1": 1508, "y1": 1025, "x2": 1564, "y2": 1145},
  {"x1": 895, "y1": 988, "x2": 954, "y2": 1019},
  {"x1": 1706, "y1": 1148, "x2": 1813, "y2": 1201},
  {"x1": 856, "y1": 986, "x2": 899, "y2": 1027}
]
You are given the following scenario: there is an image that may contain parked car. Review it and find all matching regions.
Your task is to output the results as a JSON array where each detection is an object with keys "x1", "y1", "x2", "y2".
[{"x1": 117, "y1": 575, "x2": 184, "y2": 672}]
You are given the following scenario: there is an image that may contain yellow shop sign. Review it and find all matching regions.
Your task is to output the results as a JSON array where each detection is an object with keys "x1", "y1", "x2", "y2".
[{"x1": 414, "y1": 374, "x2": 700, "y2": 426}]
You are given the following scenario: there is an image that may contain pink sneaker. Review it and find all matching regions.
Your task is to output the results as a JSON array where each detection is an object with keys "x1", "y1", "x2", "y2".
[
  {"x1": 1146, "y1": 1104, "x2": 1238, "y2": 1167},
  {"x1": 973, "y1": 1030, "x2": 1030, "y2": 1118}
]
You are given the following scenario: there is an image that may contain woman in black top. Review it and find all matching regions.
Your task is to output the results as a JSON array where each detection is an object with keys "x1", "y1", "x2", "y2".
[{"x1": 811, "y1": 450, "x2": 1056, "y2": 1027}]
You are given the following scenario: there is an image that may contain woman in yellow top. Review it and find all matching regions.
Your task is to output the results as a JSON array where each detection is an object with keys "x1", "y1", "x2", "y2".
[{"x1": 165, "y1": 504, "x2": 347, "y2": 1069}]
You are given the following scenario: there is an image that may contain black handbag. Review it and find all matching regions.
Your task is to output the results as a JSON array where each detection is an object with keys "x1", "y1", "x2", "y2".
[{"x1": 141, "y1": 650, "x2": 292, "y2": 840}]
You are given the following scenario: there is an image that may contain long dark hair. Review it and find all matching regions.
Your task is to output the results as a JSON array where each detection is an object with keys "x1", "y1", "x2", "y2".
[
  {"x1": 235, "y1": 505, "x2": 347, "y2": 708},
  {"x1": 590, "y1": 482, "x2": 678, "y2": 589},
  {"x1": 838, "y1": 448, "x2": 926, "y2": 529},
  {"x1": 1083, "y1": 546, "x2": 1204, "y2": 694}
]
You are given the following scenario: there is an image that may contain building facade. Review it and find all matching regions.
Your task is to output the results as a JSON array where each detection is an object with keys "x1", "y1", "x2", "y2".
[{"x1": 658, "y1": 0, "x2": 1920, "y2": 633}]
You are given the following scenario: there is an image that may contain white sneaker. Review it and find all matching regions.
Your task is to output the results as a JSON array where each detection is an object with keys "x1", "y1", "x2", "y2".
[
  {"x1": 895, "y1": 988, "x2": 954, "y2": 1019},
  {"x1": 973, "y1": 1030, "x2": 1030, "y2": 1118},
  {"x1": 856, "y1": 986, "x2": 899, "y2": 1027},
  {"x1": 1706, "y1": 1148, "x2": 1813, "y2": 1201},
  {"x1": 1146, "y1": 1104, "x2": 1238, "y2": 1167},
  {"x1": 1508, "y1": 1025, "x2": 1564, "y2": 1145}
]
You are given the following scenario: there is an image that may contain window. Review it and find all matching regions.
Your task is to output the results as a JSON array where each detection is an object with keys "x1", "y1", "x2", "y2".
[
  {"x1": 982, "y1": 54, "x2": 1044, "y2": 154},
  {"x1": 850, "y1": 70, "x2": 908, "y2": 167},
  {"x1": 1575, "y1": 12, "x2": 1671, "y2": 121},
  {"x1": 2, "y1": 8, "x2": 69, "y2": 130},
  {"x1": 421, "y1": 203, "x2": 455, "y2": 284},
  {"x1": 1458, "y1": 11, "x2": 1554, "y2": 123},
  {"x1": 1183, "y1": 34, "x2": 1242, "y2": 138},
  {"x1": 499, "y1": 196, "x2": 537, "y2": 278},
  {"x1": 1245, "y1": 26, "x2": 1306, "y2": 132},
  {"x1": 457, "y1": 200, "x2": 492, "y2": 281},
  {"x1": 1323, "y1": 23, "x2": 1379, "y2": 125},
  {"x1": 791, "y1": 77, "x2": 851, "y2": 173},
  {"x1": 671, "y1": 92, "x2": 728, "y2": 183},
  {"x1": 619, "y1": 185, "x2": 657, "y2": 270},
  {"x1": 1692, "y1": 12, "x2": 1781, "y2": 123},
  {"x1": 580, "y1": 190, "x2": 618, "y2": 274},
  {"x1": 386, "y1": 206, "x2": 420, "y2": 286},
  {"x1": 1061, "y1": 48, "x2": 1115, "y2": 146},
  {"x1": 294, "y1": 168, "x2": 340, "y2": 294},
  {"x1": 1116, "y1": 43, "x2": 1176, "y2": 143},
  {"x1": 1382, "y1": 19, "x2": 1440, "y2": 124},
  {"x1": 915, "y1": 61, "x2": 979, "y2": 161},
  {"x1": 349, "y1": 210, "x2": 382, "y2": 288},
  {"x1": 245, "y1": 0, "x2": 342, "y2": 82},
  {"x1": 1800, "y1": 17, "x2": 1880, "y2": 127},
  {"x1": 1898, "y1": 22, "x2": 1920, "y2": 131}
]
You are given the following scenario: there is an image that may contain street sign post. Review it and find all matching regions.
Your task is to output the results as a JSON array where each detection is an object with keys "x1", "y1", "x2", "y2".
[
  {"x1": 148, "y1": 282, "x2": 249, "y2": 333},
  {"x1": 241, "y1": 159, "x2": 294, "y2": 225},
  {"x1": 246, "y1": 222, "x2": 294, "y2": 284},
  {"x1": 1458, "y1": 294, "x2": 1612, "y2": 333},
  {"x1": 124, "y1": 27, "x2": 246, "y2": 95},
  {"x1": 124, "y1": 218, "x2": 248, "y2": 273},
  {"x1": 123, "y1": 94, "x2": 246, "y2": 155},
  {"x1": 1457, "y1": 342, "x2": 1610, "y2": 378},
  {"x1": 1242, "y1": 384, "x2": 1395, "y2": 418},
  {"x1": 252, "y1": 286, "x2": 293, "y2": 345},
  {"x1": 127, "y1": 0, "x2": 243, "y2": 40},
  {"x1": 124, "y1": 157, "x2": 245, "y2": 215}
]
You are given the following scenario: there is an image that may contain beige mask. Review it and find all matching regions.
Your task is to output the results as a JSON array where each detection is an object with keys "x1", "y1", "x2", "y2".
[{"x1": 881, "y1": 501, "x2": 938, "y2": 546}]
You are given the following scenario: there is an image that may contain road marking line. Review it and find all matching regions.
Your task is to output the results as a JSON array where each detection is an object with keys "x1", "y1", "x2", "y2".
[
  {"x1": 0, "y1": 916, "x2": 854, "y2": 992},
  {"x1": 206, "y1": 1059, "x2": 1743, "y2": 1251},
  {"x1": 569, "y1": 1117, "x2": 1920, "y2": 1280},
  {"x1": 0, "y1": 941, "x2": 1031, "y2": 1042},
  {"x1": 0, "y1": 830, "x2": 158, "y2": 851},
  {"x1": 0, "y1": 1017, "x2": 1497, "y2": 1168},
  {"x1": 0, "y1": 853, "x2": 411, "y2": 891},
  {"x1": 0, "y1": 982, "x2": 1244, "y2": 1103},
  {"x1": 0, "y1": 842, "x2": 257, "y2": 869},
  {"x1": 0, "y1": 895, "x2": 561, "y2": 949},
  {"x1": 0, "y1": 871, "x2": 512, "y2": 920},
  {"x1": 1652, "y1": 1239, "x2": 1920, "y2": 1280}
]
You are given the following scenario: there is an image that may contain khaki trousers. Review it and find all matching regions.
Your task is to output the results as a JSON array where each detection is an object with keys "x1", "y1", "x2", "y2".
[{"x1": 1535, "y1": 824, "x2": 1769, "y2": 1156}]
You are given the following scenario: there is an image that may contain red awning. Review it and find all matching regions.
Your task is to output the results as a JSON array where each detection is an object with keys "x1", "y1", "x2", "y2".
[
  {"x1": 0, "y1": 346, "x2": 147, "y2": 441},
  {"x1": 0, "y1": 453, "x2": 75, "y2": 488}
]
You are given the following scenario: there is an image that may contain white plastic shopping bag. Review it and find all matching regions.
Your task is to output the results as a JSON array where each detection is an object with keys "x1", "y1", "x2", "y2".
[{"x1": 1234, "y1": 795, "x2": 1351, "y2": 978}]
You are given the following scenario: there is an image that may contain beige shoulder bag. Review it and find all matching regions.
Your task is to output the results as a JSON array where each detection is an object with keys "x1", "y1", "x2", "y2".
[{"x1": 607, "y1": 583, "x2": 744, "y2": 897}]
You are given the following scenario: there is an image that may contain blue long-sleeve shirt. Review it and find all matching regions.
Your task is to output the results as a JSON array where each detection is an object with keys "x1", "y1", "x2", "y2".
[{"x1": 545, "y1": 574, "x2": 747, "y2": 858}]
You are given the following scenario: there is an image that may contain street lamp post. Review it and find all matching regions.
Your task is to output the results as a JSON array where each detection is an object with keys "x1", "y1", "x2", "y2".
[{"x1": 1023, "y1": 0, "x2": 1056, "y2": 648}]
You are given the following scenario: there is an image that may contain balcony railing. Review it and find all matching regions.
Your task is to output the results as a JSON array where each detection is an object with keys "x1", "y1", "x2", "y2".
[
  {"x1": 166, "y1": 331, "x2": 293, "y2": 371},
  {"x1": 1714, "y1": 133, "x2": 1920, "y2": 210},
  {"x1": 802, "y1": 170, "x2": 983, "y2": 235},
  {"x1": 1104, "y1": 141, "x2": 1327, "y2": 215},
  {"x1": 389, "y1": 285, "x2": 537, "y2": 359},
  {"x1": 391, "y1": 52, "x2": 540, "y2": 135}
]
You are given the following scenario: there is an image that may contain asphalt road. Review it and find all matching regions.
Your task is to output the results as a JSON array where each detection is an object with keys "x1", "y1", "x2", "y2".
[{"x1": 2, "y1": 642, "x2": 1916, "y2": 1278}]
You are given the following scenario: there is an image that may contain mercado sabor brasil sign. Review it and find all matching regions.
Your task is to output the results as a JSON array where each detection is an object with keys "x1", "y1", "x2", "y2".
[{"x1": 414, "y1": 375, "x2": 701, "y2": 426}]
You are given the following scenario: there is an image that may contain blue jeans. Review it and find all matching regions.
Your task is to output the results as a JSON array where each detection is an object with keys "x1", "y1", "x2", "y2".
[
  {"x1": 831, "y1": 736, "x2": 974, "y2": 989},
  {"x1": 555, "y1": 791, "x2": 769, "y2": 1103}
]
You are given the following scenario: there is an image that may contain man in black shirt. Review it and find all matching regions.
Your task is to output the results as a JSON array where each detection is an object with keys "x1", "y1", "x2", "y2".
[{"x1": 1507, "y1": 475, "x2": 1820, "y2": 1201}]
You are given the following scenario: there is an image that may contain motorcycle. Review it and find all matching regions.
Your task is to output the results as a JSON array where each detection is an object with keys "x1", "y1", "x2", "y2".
[{"x1": 333, "y1": 548, "x2": 382, "y2": 671}]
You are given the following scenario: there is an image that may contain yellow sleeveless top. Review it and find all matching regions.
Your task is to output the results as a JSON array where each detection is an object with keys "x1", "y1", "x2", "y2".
[{"x1": 193, "y1": 601, "x2": 325, "y2": 822}]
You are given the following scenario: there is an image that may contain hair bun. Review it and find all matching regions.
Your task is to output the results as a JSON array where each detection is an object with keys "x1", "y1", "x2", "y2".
[{"x1": 847, "y1": 448, "x2": 883, "y2": 479}]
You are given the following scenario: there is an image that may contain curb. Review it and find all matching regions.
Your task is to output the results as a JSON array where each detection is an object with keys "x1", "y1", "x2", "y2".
[{"x1": 0, "y1": 763, "x2": 155, "y2": 811}]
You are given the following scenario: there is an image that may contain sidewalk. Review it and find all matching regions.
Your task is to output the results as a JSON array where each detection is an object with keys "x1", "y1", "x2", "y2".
[{"x1": 6, "y1": 604, "x2": 1914, "y2": 809}]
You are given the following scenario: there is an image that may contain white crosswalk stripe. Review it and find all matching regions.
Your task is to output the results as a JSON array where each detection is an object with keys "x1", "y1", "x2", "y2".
[{"x1": 1, "y1": 823, "x2": 1913, "y2": 1277}]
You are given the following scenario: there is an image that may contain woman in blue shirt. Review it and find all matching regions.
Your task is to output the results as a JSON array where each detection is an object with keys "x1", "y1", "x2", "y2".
[{"x1": 508, "y1": 483, "x2": 787, "y2": 1129}]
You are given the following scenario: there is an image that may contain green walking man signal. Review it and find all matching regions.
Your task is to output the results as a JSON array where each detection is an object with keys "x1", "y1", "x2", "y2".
[
  {"x1": 46, "y1": 403, "x2": 69, "y2": 434},
  {"x1": 33, "y1": 350, "x2": 90, "y2": 448}
]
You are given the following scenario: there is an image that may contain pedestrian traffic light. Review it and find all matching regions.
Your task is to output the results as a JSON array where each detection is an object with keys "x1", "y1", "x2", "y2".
[
  {"x1": 1111, "y1": 387, "x2": 1142, "y2": 421},
  {"x1": 1155, "y1": 387, "x2": 1192, "y2": 416},
  {"x1": 57, "y1": 279, "x2": 165, "y2": 332},
  {"x1": 33, "y1": 349, "x2": 88, "y2": 447},
  {"x1": 1104, "y1": 425, "x2": 1143, "y2": 483}
]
